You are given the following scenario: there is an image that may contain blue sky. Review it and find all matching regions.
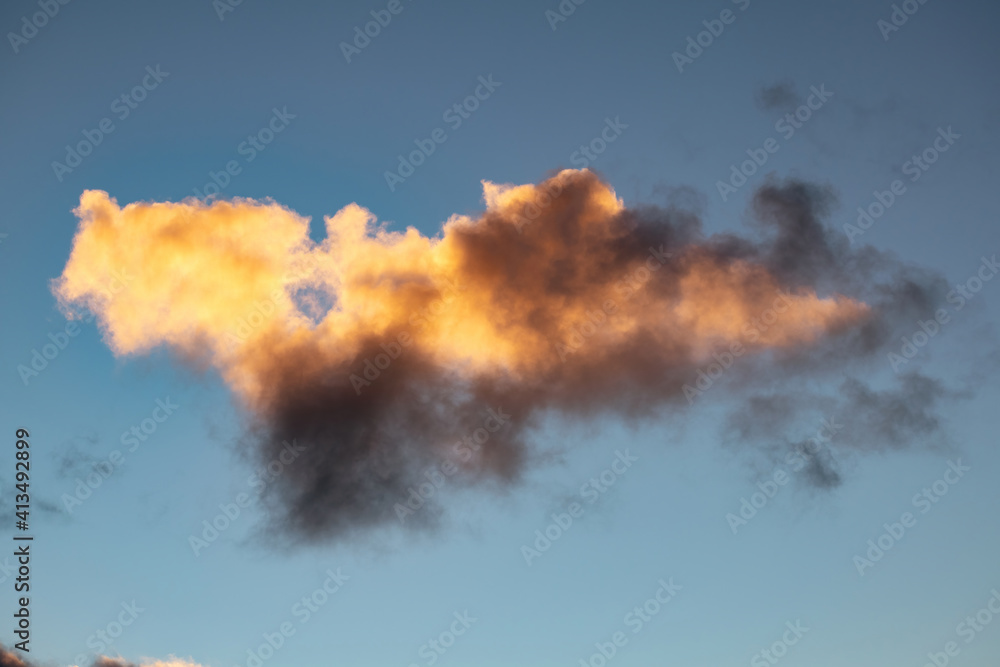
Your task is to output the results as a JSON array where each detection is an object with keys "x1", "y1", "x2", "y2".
[{"x1": 1, "y1": 0, "x2": 999, "y2": 665}]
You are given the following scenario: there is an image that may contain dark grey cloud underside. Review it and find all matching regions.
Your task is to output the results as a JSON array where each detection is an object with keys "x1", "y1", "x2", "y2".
[{"x1": 242, "y1": 174, "x2": 965, "y2": 544}]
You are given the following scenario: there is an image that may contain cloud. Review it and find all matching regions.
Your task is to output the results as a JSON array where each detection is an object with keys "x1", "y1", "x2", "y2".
[
  {"x1": 92, "y1": 658, "x2": 205, "y2": 667},
  {"x1": 0, "y1": 646, "x2": 26, "y2": 667},
  {"x1": 52, "y1": 169, "x2": 954, "y2": 543},
  {"x1": 756, "y1": 80, "x2": 799, "y2": 111},
  {"x1": 0, "y1": 647, "x2": 203, "y2": 667},
  {"x1": 724, "y1": 370, "x2": 960, "y2": 489}
]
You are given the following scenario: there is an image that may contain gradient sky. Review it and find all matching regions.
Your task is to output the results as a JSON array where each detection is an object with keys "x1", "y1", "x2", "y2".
[{"x1": 1, "y1": 0, "x2": 999, "y2": 666}]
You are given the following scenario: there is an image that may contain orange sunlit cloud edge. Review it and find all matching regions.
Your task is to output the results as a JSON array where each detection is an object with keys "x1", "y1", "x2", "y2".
[{"x1": 51, "y1": 169, "x2": 950, "y2": 546}]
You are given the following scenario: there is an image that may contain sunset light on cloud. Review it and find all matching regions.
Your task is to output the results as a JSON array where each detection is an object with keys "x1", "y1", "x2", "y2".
[
  {"x1": 48, "y1": 168, "x2": 919, "y2": 552},
  {"x1": 3, "y1": 1, "x2": 998, "y2": 665},
  {"x1": 54, "y1": 170, "x2": 869, "y2": 398}
]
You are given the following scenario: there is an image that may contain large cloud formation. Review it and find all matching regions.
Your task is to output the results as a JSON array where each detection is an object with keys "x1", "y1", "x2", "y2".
[{"x1": 52, "y1": 169, "x2": 951, "y2": 542}]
